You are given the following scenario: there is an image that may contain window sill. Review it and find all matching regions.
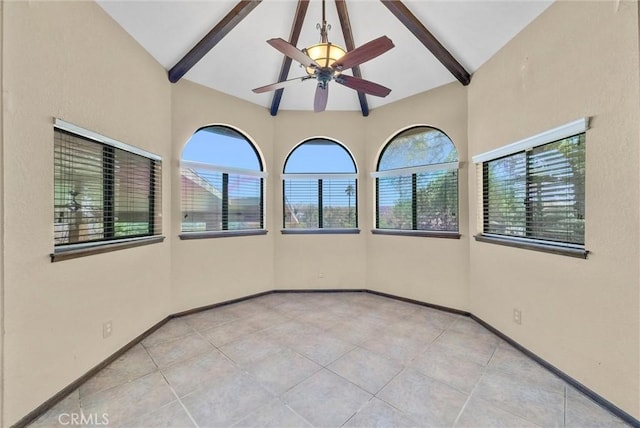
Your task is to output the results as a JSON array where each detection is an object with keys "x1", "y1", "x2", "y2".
[
  {"x1": 474, "y1": 234, "x2": 589, "y2": 259},
  {"x1": 281, "y1": 228, "x2": 361, "y2": 235},
  {"x1": 51, "y1": 236, "x2": 165, "y2": 262},
  {"x1": 372, "y1": 229, "x2": 461, "y2": 239},
  {"x1": 179, "y1": 230, "x2": 268, "y2": 240}
]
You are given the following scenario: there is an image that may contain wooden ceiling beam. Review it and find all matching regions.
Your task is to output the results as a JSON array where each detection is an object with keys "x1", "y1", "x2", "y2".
[
  {"x1": 168, "y1": 0, "x2": 262, "y2": 83},
  {"x1": 380, "y1": 0, "x2": 471, "y2": 86},
  {"x1": 335, "y1": 0, "x2": 369, "y2": 116},
  {"x1": 270, "y1": 0, "x2": 310, "y2": 116}
]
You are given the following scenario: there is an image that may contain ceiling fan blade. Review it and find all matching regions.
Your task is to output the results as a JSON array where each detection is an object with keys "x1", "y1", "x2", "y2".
[
  {"x1": 267, "y1": 38, "x2": 320, "y2": 69},
  {"x1": 335, "y1": 75, "x2": 391, "y2": 97},
  {"x1": 314, "y1": 84, "x2": 328, "y2": 113},
  {"x1": 332, "y1": 36, "x2": 394, "y2": 71},
  {"x1": 253, "y1": 75, "x2": 312, "y2": 93}
]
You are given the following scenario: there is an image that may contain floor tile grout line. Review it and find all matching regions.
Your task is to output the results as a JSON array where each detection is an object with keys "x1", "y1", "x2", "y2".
[
  {"x1": 159, "y1": 371, "x2": 200, "y2": 428},
  {"x1": 451, "y1": 365, "x2": 487, "y2": 427},
  {"x1": 43, "y1": 293, "x2": 631, "y2": 428},
  {"x1": 564, "y1": 384, "x2": 568, "y2": 427},
  {"x1": 76, "y1": 345, "x2": 161, "y2": 404}
]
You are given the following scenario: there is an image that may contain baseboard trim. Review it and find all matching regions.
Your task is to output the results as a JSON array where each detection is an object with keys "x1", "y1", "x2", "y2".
[
  {"x1": 12, "y1": 289, "x2": 640, "y2": 428},
  {"x1": 365, "y1": 289, "x2": 471, "y2": 317},
  {"x1": 470, "y1": 315, "x2": 639, "y2": 427},
  {"x1": 171, "y1": 290, "x2": 273, "y2": 318},
  {"x1": 11, "y1": 316, "x2": 171, "y2": 428}
]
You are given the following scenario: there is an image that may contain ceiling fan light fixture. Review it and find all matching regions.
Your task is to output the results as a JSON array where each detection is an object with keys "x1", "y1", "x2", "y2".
[{"x1": 302, "y1": 42, "x2": 346, "y2": 75}]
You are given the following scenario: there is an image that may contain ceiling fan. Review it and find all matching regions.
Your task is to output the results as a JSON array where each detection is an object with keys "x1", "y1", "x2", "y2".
[{"x1": 252, "y1": 0, "x2": 394, "y2": 112}]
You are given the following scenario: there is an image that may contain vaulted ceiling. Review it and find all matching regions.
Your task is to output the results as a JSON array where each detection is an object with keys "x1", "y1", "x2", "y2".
[{"x1": 97, "y1": 0, "x2": 552, "y2": 115}]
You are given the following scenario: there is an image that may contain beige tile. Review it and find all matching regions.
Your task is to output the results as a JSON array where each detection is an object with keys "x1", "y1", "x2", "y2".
[
  {"x1": 285, "y1": 329, "x2": 355, "y2": 366},
  {"x1": 411, "y1": 347, "x2": 485, "y2": 393},
  {"x1": 488, "y1": 343, "x2": 566, "y2": 393},
  {"x1": 565, "y1": 387, "x2": 630, "y2": 427},
  {"x1": 246, "y1": 348, "x2": 322, "y2": 395},
  {"x1": 297, "y1": 308, "x2": 350, "y2": 330},
  {"x1": 455, "y1": 396, "x2": 541, "y2": 428},
  {"x1": 343, "y1": 398, "x2": 420, "y2": 428},
  {"x1": 272, "y1": 299, "x2": 317, "y2": 319},
  {"x1": 377, "y1": 368, "x2": 468, "y2": 427},
  {"x1": 245, "y1": 308, "x2": 289, "y2": 330},
  {"x1": 145, "y1": 332, "x2": 214, "y2": 368},
  {"x1": 231, "y1": 399, "x2": 313, "y2": 428},
  {"x1": 220, "y1": 332, "x2": 291, "y2": 367},
  {"x1": 472, "y1": 369, "x2": 565, "y2": 427},
  {"x1": 328, "y1": 347, "x2": 403, "y2": 394},
  {"x1": 27, "y1": 293, "x2": 632, "y2": 428},
  {"x1": 448, "y1": 318, "x2": 496, "y2": 338},
  {"x1": 181, "y1": 371, "x2": 274, "y2": 427},
  {"x1": 283, "y1": 369, "x2": 372, "y2": 427},
  {"x1": 141, "y1": 318, "x2": 195, "y2": 347},
  {"x1": 324, "y1": 322, "x2": 378, "y2": 345},
  {"x1": 120, "y1": 400, "x2": 195, "y2": 428},
  {"x1": 181, "y1": 306, "x2": 239, "y2": 331},
  {"x1": 264, "y1": 319, "x2": 322, "y2": 343},
  {"x1": 29, "y1": 390, "x2": 81, "y2": 427},
  {"x1": 430, "y1": 329, "x2": 499, "y2": 365},
  {"x1": 161, "y1": 349, "x2": 239, "y2": 397},
  {"x1": 224, "y1": 300, "x2": 272, "y2": 319},
  {"x1": 383, "y1": 317, "x2": 444, "y2": 345},
  {"x1": 252, "y1": 293, "x2": 292, "y2": 308},
  {"x1": 407, "y1": 307, "x2": 460, "y2": 330},
  {"x1": 79, "y1": 344, "x2": 157, "y2": 399},
  {"x1": 81, "y1": 371, "x2": 176, "y2": 426},
  {"x1": 360, "y1": 331, "x2": 428, "y2": 364},
  {"x1": 200, "y1": 317, "x2": 264, "y2": 347}
]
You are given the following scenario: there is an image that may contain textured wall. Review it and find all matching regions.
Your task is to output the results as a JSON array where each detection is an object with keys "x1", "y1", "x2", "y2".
[
  {"x1": 170, "y1": 80, "x2": 276, "y2": 313},
  {"x1": 365, "y1": 84, "x2": 470, "y2": 310},
  {"x1": 2, "y1": 2, "x2": 172, "y2": 424},
  {"x1": 467, "y1": 1, "x2": 639, "y2": 418},
  {"x1": 2, "y1": 0, "x2": 639, "y2": 425}
]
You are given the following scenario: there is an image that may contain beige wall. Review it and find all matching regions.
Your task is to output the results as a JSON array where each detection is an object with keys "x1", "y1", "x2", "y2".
[
  {"x1": 170, "y1": 81, "x2": 276, "y2": 312},
  {"x1": 2, "y1": 2, "x2": 172, "y2": 424},
  {"x1": 365, "y1": 84, "x2": 470, "y2": 310},
  {"x1": 273, "y1": 111, "x2": 368, "y2": 291},
  {"x1": 2, "y1": 0, "x2": 640, "y2": 425},
  {"x1": 0, "y1": 0, "x2": 5, "y2": 425},
  {"x1": 467, "y1": 1, "x2": 639, "y2": 418}
]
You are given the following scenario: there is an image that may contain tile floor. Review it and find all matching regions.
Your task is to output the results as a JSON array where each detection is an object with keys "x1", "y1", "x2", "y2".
[{"x1": 30, "y1": 292, "x2": 631, "y2": 427}]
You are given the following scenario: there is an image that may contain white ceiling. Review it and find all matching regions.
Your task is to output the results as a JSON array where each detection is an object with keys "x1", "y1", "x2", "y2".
[{"x1": 97, "y1": 0, "x2": 553, "y2": 113}]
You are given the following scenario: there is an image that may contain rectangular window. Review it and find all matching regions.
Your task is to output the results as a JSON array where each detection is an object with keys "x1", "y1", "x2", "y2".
[
  {"x1": 53, "y1": 120, "x2": 162, "y2": 257},
  {"x1": 474, "y1": 118, "x2": 588, "y2": 257},
  {"x1": 181, "y1": 166, "x2": 263, "y2": 232},
  {"x1": 375, "y1": 169, "x2": 458, "y2": 232},
  {"x1": 283, "y1": 178, "x2": 357, "y2": 230}
]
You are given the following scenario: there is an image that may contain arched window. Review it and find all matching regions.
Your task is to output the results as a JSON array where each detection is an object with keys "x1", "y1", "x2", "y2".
[
  {"x1": 181, "y1": 125, "x2": 266, "y2": 236},
  {"x1": 282, "y1": 138, "x2": 358, "y2": 231},
  {"x1": 373, "y1": 126, "x2": 459, "y2": 235}
]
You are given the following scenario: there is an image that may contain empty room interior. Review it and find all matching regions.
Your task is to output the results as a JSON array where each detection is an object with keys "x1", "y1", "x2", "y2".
[{"x1": 0, "y1": 0, "x2": 639, "y2": 427}]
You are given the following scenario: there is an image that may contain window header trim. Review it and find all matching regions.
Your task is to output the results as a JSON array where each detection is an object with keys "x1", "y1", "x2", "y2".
[
  {"x1": 472, "y1": 118, "x2": 589, "y2": 164},
  {"x1": 371, "y1": 161, "x2": 459, "y2": 178},
  {"x1": 181, "y1": 160, "x2": 267, "y2": 178},
  {"x1": 54, "y1": 118, "x2": 162, "y2": 161}
]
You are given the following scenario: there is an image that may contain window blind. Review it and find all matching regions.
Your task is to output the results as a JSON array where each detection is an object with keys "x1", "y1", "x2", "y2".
[
  {"x1": 181, "y1": 166, "x2": 263, "y2": 232},
  {"x1": 376, "y1": 169, "x2": 458, "y2": 231},
  {"x1": 54, "y1": 128, "x2": 162, "y2": 247},
  {"x1": 283, "y1": 178, "x2": 357, "y2": 229},
  {"x1": 483, "y1": 134, "x2": 585, "y2": 246}
]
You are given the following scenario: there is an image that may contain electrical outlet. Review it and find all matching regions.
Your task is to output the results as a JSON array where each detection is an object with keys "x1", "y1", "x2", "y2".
[
  {"x1": 318, "y1": 273, "x2": 325, "y2": 279},
  {"x1": 513, "y1": 309, "x2": 522, "y2": 325},
  {"x1": 103, "y1": 321, "x2": 113, "y2": 338}
]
